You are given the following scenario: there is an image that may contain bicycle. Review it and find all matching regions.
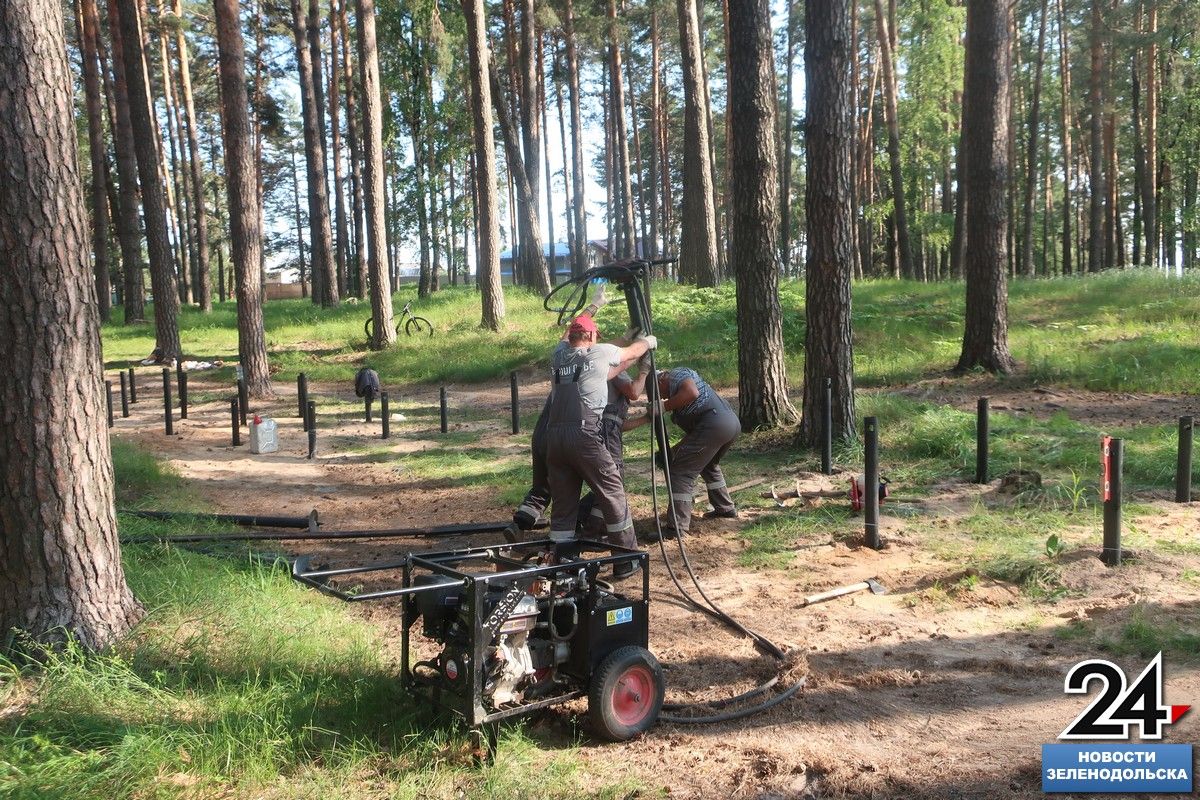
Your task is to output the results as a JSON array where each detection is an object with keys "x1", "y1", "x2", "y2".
[{"x1": 364, "y1": 301, "x2": 434, "y2": 340}]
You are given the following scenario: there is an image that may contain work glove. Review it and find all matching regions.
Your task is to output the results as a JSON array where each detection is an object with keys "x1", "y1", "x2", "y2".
[
  {"x1": 640, "y1": 334, "x2": 658, "y2": 351},
  {"x1": 590, "y1": 280, "x2": 609, "y2": 309}
]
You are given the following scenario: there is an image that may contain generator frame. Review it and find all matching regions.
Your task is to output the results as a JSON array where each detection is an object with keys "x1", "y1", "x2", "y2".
[{"x1": 292, "y1": 538, "x2": 651, "y2": 728}]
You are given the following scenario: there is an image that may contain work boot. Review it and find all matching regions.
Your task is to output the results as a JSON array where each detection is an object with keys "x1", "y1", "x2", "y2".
[{"x1": 702, "y1": 508, "x2": 738, "y2": 520}]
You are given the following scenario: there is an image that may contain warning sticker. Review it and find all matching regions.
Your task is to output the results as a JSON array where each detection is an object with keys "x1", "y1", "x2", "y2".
[{"x1": 606, "y1": 607, "x2": 633, "y2": 626}]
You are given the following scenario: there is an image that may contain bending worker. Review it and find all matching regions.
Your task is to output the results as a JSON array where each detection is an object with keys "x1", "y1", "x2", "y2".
[
  {"x1": 642, "y1": 366, "x2": 741, "y2": 537},
  {"x1": 544, "y1": 308, "x2": 654, "y2": 577}
]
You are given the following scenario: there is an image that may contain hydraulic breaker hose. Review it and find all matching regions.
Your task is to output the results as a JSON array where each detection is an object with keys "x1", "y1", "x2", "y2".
[{"x1": 544, "y1": 261, "x2": 805, "y2": 724}]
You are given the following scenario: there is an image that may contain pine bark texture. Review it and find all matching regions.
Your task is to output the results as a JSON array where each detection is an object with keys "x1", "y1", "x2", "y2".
[
  {"x1": 213, "y1": 0, "x2": 274, "y2": 397},
  {"x1": 172, "y1": 0, "x2": 211, "y2": 310},
  {"x1": 356, "y1": 0, "x2": 396, "y2": 346},
  {"x1": 800, "y1": 0, "x2": 856, "y2": 446},
  {"x1": 956, "y1": 0, "x2": 1016, "y2": 374},
  {"x1": 115, "y1": 0, "x2": 181, "y2": 359},
  {"x1": 873, "y1": 0, "x2": 913, "y2": 278},
  {"x1": 0, "y1": 0, "x2": 143, "y2": 649},
  {"x1": 675, "y1": 0, "x2": 719, "y2": 287},
  {"x1": 463, "y1": 0, "x2": 505, "y2": 329},
  {"x1": 1086, "y1": 0, "x2": 1104, "y2": 273},
  {"x1": 291, "y1": 0, "x2": 338, "y2": 307},
  {"x1": 339, "y1": 0, "x2": 366, "y2": 297},
  {"x1": 563, "y1": 0, "x2": 587, "y2": 277},
  {"x1": 105, "y1": 0, "x2": 146, "y2": 324},
  {"x1": 728, "y1": 0, "x2": 796, "y2": 429},
  {"x1": 76, "y1": 0, "x2": 112, "y2": 321}
]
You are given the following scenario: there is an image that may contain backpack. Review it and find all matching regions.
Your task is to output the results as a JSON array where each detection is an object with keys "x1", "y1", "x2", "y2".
[{"x1": 354, "y1": 367, "x2": 382, "y2": 401}]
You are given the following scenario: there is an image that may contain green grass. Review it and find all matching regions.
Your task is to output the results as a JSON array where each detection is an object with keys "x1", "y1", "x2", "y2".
[
  {"x1": 0, "y1": 443, "x2": 639, "y2": 799},
  {"x1": 102, "y1": 270, "x2": 1200, "y2": 393},
  {"x1": 1058, "y1": 605, "x2": 1200, "y2": 662}
]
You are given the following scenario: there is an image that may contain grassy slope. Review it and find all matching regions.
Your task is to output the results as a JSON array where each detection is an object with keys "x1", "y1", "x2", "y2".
[
  {"x1": 0, "y1": 447, "x2": 637, "y2": 800},
  {"x1": 102, "y1": 270, "x2": 1200, "y2": 392}
]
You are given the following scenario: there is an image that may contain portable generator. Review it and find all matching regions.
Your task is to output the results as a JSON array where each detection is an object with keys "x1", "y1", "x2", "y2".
[{"x1": 292, "y1": 538, "x2": 665, "y2": 742}]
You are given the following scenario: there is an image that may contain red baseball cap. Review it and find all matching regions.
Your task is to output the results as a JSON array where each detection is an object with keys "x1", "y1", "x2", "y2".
[{"x1": 568, "y1": 314, "x2": 598, "y2": 336}]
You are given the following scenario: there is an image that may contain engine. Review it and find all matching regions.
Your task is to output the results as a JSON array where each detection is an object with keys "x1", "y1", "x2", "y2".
[{"x1": 409, "y1": 572, "x2": 589, "y2": 710}]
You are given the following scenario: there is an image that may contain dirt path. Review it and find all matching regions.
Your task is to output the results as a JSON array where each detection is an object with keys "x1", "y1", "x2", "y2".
[{"x1": 111, "y1": 372, "x2": 1200, "y2": 799}]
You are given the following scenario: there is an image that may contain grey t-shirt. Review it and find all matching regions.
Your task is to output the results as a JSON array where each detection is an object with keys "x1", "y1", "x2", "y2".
[{"x1": 551, "y1": 341, "x2": 622, "y2": 414}]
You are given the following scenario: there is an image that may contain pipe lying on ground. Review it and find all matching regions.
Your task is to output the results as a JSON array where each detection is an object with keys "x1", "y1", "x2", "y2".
[
  {"x1": 120, "y1": 519, "x2": 546, "y2": 544},
  {"x1": 120, "y1": 508, "x2": 320, "y2": 530}
]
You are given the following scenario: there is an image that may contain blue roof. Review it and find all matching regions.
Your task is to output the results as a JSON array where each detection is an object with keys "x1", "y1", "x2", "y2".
[{"x1": 499, "y1": 242, "x2": 572, "y2": 260}]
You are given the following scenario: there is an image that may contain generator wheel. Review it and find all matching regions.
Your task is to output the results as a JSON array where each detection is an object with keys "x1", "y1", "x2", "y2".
[{"x1": 588, "y1": 645, "x2": 664, "y2": 741}]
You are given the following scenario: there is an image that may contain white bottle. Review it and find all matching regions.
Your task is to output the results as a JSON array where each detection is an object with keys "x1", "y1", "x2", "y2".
[{"x1": 249, "y1": 415, "x2": 279, "y2": 454}]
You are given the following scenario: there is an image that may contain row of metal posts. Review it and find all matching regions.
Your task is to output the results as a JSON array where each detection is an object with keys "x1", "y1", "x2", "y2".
[{"x1": 105, "y1": 369, "x2": 1196, "y2": 560}]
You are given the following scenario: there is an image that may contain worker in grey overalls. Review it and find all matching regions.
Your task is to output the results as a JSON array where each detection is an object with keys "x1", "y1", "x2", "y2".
[
  {"x1": 651, "y1": 366, "x2": 741, "y2": 536},
  {"x1": 544, "y1": 313, "x2": 654, "y2": 576}
]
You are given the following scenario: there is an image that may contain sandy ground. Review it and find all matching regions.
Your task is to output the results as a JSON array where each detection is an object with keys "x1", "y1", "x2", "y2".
[{"x1": 111, "y1": 370, "x2": 1200, "y2": 799}]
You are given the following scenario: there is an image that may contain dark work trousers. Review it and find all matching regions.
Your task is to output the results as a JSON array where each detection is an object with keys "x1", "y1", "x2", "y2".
[
  {"x1": 665, "y1": 409, "x2": 741, "y2": 532},
  {"x1": 545, "y1": 421, "x2": 635, "y2": 550},
  {"x1": 577, "y1": 414, "x2": 625, "y2": 533},
  {"x1": 513, "y1": 405, "x2": 551, "y2": 530}
]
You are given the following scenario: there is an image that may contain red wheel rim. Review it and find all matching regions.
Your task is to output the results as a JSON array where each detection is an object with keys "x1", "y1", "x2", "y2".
[{"x1": 611, "y1": 664, "x2": 655, "y2": 727}]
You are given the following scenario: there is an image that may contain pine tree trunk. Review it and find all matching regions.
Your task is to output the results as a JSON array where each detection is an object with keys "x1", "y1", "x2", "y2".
[
  {"x1": 779, "y1": 0, "x2": 796, "y2": 268},
  {"x1": 329, "y1": 0, "x2": 349, "y2": 297},
  {"x1": 0, "y1": 0, "x2": 143, "y2": 649},
  {"x1": 729, "y1": 0, "x2": 796, "y2": 429},
  {"x1": 491, "y1": 67, "x2": 549, "y2": 293},
  {"x1": 172, "y1": 0, "x2": 211, "y2": 310},
  {"x1": 1056, "y1": 0, "x2": 1072, "y2": 275},
  {"x1": 413, "y1": 112, "x2": 432, "y2": 297},
  {"x1": 156, "y1": 2, "x2": 191, "y2": 305},
  {"x1": 214, "y1": 0, "x2": 274, "y2": 397},
  {"x1": 339, "y1": 0, "x2": 365, "y2": 297},
  {"x1": 292, "y1": 0, "x2": 338, "y2": 306},
  {"x1": 956, "y1": 0, "x2": 1016, "y2": 373},
  {"x1": 291, "y1": 146, "x2": 309, "y2": 297},
  {"x1": 646, "y1": 14, "x2": 661, "y2": 259},
  {"x1": 75, "y1": 0, "x2": 112, "y2": 321},
  {"x1": 624, "y1": 42, "x2": 646, "y2": 260},
  {"x1": 800, "y1": 0, "x2": 856, "y2": 446},
  {"x1": 1143, "y1": 0, "x2": 1158, "y2": 267},
  {"x1": 101, "y1": 2, "x2": 146, "y2": 323},
  {"x1": 540, "y1": 40, "x2": 556, "y2": 279},
  {"x1": 355, "y1": 0, "x2": 396, "y2": 345},
  {"x1": 564, "y1": 0, "x2": 587, "y2": 277},
  {"x1": 516, "y1": 0, "x2": 547, "y2": 288},
  {"x1": 675, "y1": 0, "x2": 719, "y2": 286},
  {"x1": 463, "y1": 0, "x2": 505, "y2": 329},
  {"x1": 608, "y1": 0, "x2": 636, "y2": 259},
  {"x1": 873, "y1": 0, "x2": 913, "y2": 278},
  {"x1": 1086, "y1": 0, "x2": 1105, "y2": 273},
  {"x1": 115, "y1": 0, "x2": 181, "y2": 357},
  {"x1": 1020, "y1": 0, "x2": 1048, "y2": 278}
]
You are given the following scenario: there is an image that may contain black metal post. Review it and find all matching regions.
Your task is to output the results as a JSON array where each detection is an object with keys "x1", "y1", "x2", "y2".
[
  {"x1": 1102, "y1": 437, "x2": 1123, "y2": 566},
  {"x1": 306, "y1": 401, "x2": 317, "y2": 458},
  {"x1": 176, "y1": 361, "x2": 185, "y2": 401},
  {"x1": 975, "y1": 396, "x2": 990, "y2": 484},
  {"x1": 1176, "y1": 416, "x2": 1194, "y2": 503},
  {"x1": 297, "y1": 372, "x2": 308, "y2": 421},
  {"x1": 127, "y1": 366, "x2": 137, "y2": 402},
  {"x1": 237, "y1": 378, "x2": 248, "y2": 426},
  {"x1": 864, "y1": 416, "x2": 881, "y2": 550},
  {"x1": 105, "y1": 380, "x2": 114, "y2": 428},
  {"x1": 821, "y1": 378, "x2": 833, "y2": 475},
  {"x1": 179, "y1": 371, "x2": 188, "y2": 420},
  {"x1": 510, "y1": 371, "x2": 520, "y2": 434},
  {"x1": 230, "y1": 397, "x2": 241, "y2": 446},
  {"x1": 381, "y1": 392, "x2": 390, "y2": 439},
  {"x1": 162, "y1": 368, "x2": 173, "y2": 435},
  {"x1": 364, "y1": 396, "x2": 373, "y2": 422},
  {"x1": 119, "y1": 371, "x2": 130, "y2": 417},
  {"x1": 440, "y1": 387, "x2": 448, "y2": 433}
]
